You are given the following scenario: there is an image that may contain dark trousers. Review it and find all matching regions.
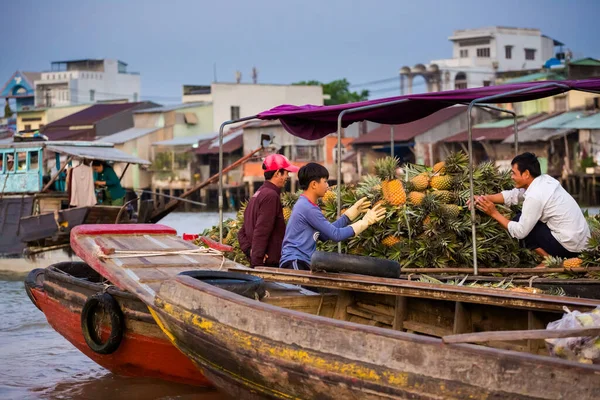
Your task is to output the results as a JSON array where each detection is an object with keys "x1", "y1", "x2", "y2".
[
  {"x1": 512, "y1": 212, "x2": 579, "y2": 258},
  {"x1": 280, "y1": 259, "x2": 311, "y2": 271}
]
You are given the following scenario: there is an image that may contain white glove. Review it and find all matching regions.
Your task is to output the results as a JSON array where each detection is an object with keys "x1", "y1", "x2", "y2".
[
  {"x1": 350, "y1": 204, "x2": 386, "y2": 236},
  {"x1": 344, "y1": 197, "x2": 371, "y2": 221}
]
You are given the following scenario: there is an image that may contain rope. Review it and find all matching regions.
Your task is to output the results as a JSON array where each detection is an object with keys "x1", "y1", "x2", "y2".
[{"x1": 93, "y1": 245, "x2": 224, "y2": 260}]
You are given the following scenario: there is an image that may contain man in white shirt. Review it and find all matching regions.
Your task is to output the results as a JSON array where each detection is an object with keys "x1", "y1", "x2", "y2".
[{"x1": 474, "y1": 152, "x2": 589, "y2": 259}]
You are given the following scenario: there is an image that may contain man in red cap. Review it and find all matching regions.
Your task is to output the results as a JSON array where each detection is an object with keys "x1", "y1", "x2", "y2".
[{"x1": 238, "y1": 154, "x2": 299, "y2": 267}]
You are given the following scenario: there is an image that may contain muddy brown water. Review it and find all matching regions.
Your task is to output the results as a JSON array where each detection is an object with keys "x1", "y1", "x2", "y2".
[{"x1": 0, "y1": 212, "x2": 235, "y2": 400}]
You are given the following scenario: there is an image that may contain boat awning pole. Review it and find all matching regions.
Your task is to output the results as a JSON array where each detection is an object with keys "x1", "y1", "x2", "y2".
[
  {"x1": 218, "y1": 115, "x2": 258, "y2": 242},
  {"x1": 336, "y1": 98, "x2": 410, "y2": 253},
  {"x1": 466, "y1": 82, "x2": 569, "y2": 275},
  {"x1": 42, "y1": 155, "x2": 73, "y2": 193},
  {"x1": 119, "y1": 163, "x2": 130, "y2": 182},
  {"x1": 390, "y1": 125, "x2": 395, "y2": 159},
  {"x1": 467, "y1": 104, "x2": 518, "y2": 156}
]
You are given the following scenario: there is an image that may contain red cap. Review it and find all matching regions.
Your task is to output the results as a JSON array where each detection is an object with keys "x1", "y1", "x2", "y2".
[{"x1": 263, "y1": 154, "x2": 299, "y2": 173}]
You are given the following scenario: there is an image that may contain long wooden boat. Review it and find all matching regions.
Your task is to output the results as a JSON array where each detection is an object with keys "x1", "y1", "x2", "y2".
[
  {"x1": 69, "y1": 224, "x2": 600, "y2": 398},
  {"x1": 24, "y1": 260, "x2": 210, "y2": 386},
  {"x1": 151, "y1": 271, "x2": 600, "y2": 400}
]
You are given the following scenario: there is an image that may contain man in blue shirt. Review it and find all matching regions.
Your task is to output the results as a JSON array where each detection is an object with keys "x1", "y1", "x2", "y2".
[{"x1": 280, "y1": 163, "x2": 386, "y2": 270}]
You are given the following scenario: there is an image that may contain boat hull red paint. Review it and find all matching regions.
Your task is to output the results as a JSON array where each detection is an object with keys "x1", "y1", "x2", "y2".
[{"x1": 27, "y1": 264, "x2": 211, "y2": 387}]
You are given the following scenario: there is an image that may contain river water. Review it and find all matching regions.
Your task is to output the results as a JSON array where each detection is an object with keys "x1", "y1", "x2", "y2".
[{"x1": 0, "y1": 212, "x2": 235, "y2": 400}]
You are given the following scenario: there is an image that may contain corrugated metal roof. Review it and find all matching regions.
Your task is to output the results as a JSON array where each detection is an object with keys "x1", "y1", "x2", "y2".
[
  {"x1": 562, "y1": 112, "x2": 600, "y2": 129},
  {"x1": 474, "y1": 119, "x2": 518, "y2": 128},
  {"x1": 569, "y1": 58, "x2": 600, "y2": 67},
  {"x1": 503, "y1": 72, "x2": 565, "y2": 84},
  {"x1": 100, "y1": 127, "x2": 161, "y2": 144},
  {"x1": 352, "y1": 106, "x2": 466, "y2": 145},
  {"x1": 503, "y1": 128, "x2": 575, "y2": 143},
  {"x1": 135, "y1": 102, "x2": 211, "y2": 113},
  {"x1": 195, "y1": 130, "x2": 243, "y2": 155},
  {"x1": 152, "y1": 133, "x2": 217, "y2": 147},
  {"x1": 44, "y1": 102, "x2": 157, "y2": 127},
  {"x1": 528, "y1": 111, "x2": 584, "y2": 129},
  {"x1": 445, "y1": 113, "x2": 552, "y2": 143},
  {"x1": 45, "y1": 144, "x2": 150, "y2": 164}
]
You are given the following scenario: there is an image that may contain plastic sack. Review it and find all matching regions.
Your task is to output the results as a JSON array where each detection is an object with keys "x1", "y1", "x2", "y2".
[{"x1": 545, "y1": 306, "x2": 600, "y2": 364}]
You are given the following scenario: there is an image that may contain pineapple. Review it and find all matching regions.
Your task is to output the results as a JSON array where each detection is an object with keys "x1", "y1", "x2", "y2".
[
  {"x1": 349, "y1": 246, "x2": 365, "y2": 255},
  {"x1": 563, "y1": 257, "x2": 583, "y2": 269},
  {"x1": 323, "y1": 189, "x2": 336, "y2": 205},
  {"x1": 356, "y1": 175, "x2": 382, "y2": 202},
  {"x1": 430, "y1": 175, "x2": 453, "y2": 190},
  {"x1": 440, "y1": 204, "x2": 462, "y2": 218},
  {"x1": 283, "y1": 207, "x2": 292, "y2": 222},
  {"x1": 422, "y1": 215, "x2": 432, "y2": 227},
  {"x1": 410, "y1": 173, "x2": 430, "y2": 191},
  {"x1": 382, "y1": 235, "x2": 402, "y2": 247},
  {"x1": 444, "y1": 151, "x2": 469, "y2": 174},
  {"x1": 408, "y1": 191, "x2": 426, "y2": 206},
  {"x1": 432, "y1": 161, "x2": 446, "y2": 174},
  {"x1": 374, "y1": 157, "x2": 406, "y2": 206},
  {"x1": 431, "y1": 189, "x2": 454, "y2": 204},
  {"x1": 542, "y1": 256, "x2": 565, "y2": 268},
  {"x1": 281, "y1": 191, "x2": 299, "y2": 222}
]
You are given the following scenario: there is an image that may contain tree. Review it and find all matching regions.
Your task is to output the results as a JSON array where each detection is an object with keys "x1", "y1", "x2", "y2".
[
  {"x1": 4, "y1": 99, "x2": 13, "y2": 118},
  {"x1": 294, "y1": 79, "x2": 369, "y2": 105}
]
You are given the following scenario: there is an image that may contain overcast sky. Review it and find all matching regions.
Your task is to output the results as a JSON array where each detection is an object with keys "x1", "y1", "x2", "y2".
[{"x1": 2, "y1": 0, "x2": 599, "y2": 104}]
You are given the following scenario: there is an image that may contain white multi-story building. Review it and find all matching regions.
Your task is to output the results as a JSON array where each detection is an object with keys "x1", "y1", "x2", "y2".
[
  {"x1": 402, "y1": 27, "x2": 563, "y2": 93},
  {"x1": 34, "y1": 59, "x2": 141, "y2": 107},
  {"x1": 182, "y1": 82, "x2": 324, "y2": 131}
]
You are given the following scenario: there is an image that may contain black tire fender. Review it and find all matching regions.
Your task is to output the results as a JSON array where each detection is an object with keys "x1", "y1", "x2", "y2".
[
  {"x1": 81, "y1": 292, "x2": 124, "y2": 355},
  {"x1": 24, "y1": 268, "x2": 45, "y2": 311},
  {"x1": 179, "y1": 271, "x2": 266, "y2": 299},
  {"x1": 310, "y1": 251, "x2": 401, "y2": 278}
]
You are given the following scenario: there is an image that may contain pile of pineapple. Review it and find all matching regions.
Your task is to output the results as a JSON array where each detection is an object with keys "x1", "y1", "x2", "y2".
[
  {"x1": 312, "y1": 152, "x2": 540, "y2": 269},
  {"x1": 198, "y1": 151, "x2": 600, "y2": 272}
]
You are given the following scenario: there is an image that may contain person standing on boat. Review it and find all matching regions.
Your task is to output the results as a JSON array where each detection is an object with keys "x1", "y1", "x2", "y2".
[
  {"x1": 92, "y1": 161, "x2": 126, "y2": 206},
  {"x1": 238, "y1": 154, "x2": 299, "y2": 268},
  {"x1": 473, "y1": 152, "x2": 590, "y2": 259},
  {"x1": 280, "y1": 163, "x2": 386, "y2": 271}
]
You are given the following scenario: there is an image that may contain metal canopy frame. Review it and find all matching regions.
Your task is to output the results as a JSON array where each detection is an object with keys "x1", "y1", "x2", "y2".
[
  {"x1": 465, "y1": 82, "x2": 569, "y2": 274},
  {"x1": 216, "y1": 81, "x2": 587, "y2": 274}
]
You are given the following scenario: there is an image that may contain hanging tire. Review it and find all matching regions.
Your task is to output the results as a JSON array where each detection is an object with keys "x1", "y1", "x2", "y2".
[
  {"x1": 179, "y1": 271, "x2": 266, "y2": 299},
  {"x1": 24, "y1": 268, "x2": 45, "y2": 311},
  {"x1": 81, "y1": 292, "x2": 124, "y2": 355}
]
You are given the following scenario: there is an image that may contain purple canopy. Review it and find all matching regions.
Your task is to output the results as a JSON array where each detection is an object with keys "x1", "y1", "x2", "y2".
[{"x1": 257, "y1": 78, "x2": 600, "y2": 140}]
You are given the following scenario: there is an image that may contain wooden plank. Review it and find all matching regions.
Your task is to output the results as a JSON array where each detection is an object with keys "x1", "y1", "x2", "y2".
[
  {"x1": 401, "y1": 267, "x2": 600, "y2": 275},
  {"x1": 234, "y1": 267, "x2": 600, "y2": 312},
  {"x1": 393, "y1": 296, "x2": 407, "y2": 331},
  {"x1": 356, "y1": 301, "x2": 395, "y2": 317},
  {"x1": 346, "y1": 305, "x2": 394, "y2": 326},
  {"x1": 403, "y1": 321, "x2": 453, "y2": 338},
  {"x1": 443, "y1": 328, "x2": 600, "y2": 344},
  {"x1": 527, "y1": 310, "x2": 546, "y2": 352},
  {"x1": 453, "y1": 302, "x2": 471, "y2": 334},
  {"x1": 332, "y1": 291, "x2": 353, "y2": 322}
]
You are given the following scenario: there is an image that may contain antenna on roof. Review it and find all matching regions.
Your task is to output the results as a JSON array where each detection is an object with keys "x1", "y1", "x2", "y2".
[
  {"x1": 213, "y1": 63, "x2": 218, "y2": 83},
  {"x1": 252, "y1": 67, "x2": 258, "y2": 84}
]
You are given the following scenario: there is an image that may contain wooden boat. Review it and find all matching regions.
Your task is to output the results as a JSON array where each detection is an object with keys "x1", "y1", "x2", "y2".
[
  {"x1": 0, "y1": 139, "x2": 150, "y2": 256},
  {"x1": 24, "y1": 260, "x2": 210, "y2": 386},
  {"x1": 151, "y1": 269, "x2": 600, "y2": 400},
  {"x1": 68, "y1": 223, "x2": 600, "y2": 398}
]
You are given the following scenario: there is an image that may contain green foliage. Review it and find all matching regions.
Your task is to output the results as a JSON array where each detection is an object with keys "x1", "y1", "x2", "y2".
[{"x1": 294, "y1": 79, "x2": 369, "y2": 105}]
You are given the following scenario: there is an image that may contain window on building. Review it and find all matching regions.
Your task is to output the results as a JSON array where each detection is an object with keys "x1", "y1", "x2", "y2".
[
  {"x1": 505, "y1": 46, "x2": 513, "y2": 59},
  {"x1": 24, "y1": 124, "x2": 31, "y2": 130},
  {"x1": 554, "y1": 96, "x2": 567, "y2": 112},
  {"x1": 296, "y1": 145, "x2": 322, "y2": 162},
  {"x1": 459, "y1": 49, "x2": 468, "y2": 58},
  {"x1": 184, "y1": 112, "x2": 198, "y2": 125},
  {"x1": 525, "y1": 48, "x2": 536, "y2": 60},
  {"x1": 230, "y1": 106, "x2": 240, "y2": 120},
  {"x1": 483, "y1": 80, "x2": 491, "y2": 87},
  {"x1": 476, "y1": 48, "x2": 490, "y2": 58},
  {"x1": 90, "y1": 90, "x2": 95, "y2": 102},
  {"x1": 29, "y1": 151, "x2": 39, "y2": 171},
  {"x1": 454, "y1": 72, "x2": 468, "y2": 89}
]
